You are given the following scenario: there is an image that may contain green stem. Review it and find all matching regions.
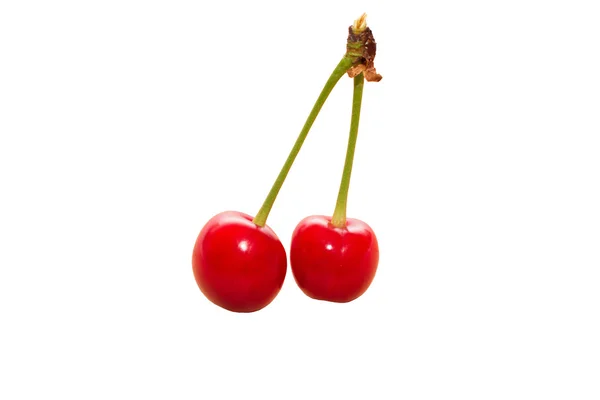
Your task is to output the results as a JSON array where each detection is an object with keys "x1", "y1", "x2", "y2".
[
  {"x1": 253, "y1": 56, "x2": 354, "y2": 227},
  {"x1": 331, "y1": 72, "x2": 364, "y2": 228}
]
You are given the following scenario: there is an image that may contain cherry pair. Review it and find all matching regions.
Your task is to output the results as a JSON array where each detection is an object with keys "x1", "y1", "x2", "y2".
[{"x1": 192, "y1": 15, "x2": 382, "y2": 313}]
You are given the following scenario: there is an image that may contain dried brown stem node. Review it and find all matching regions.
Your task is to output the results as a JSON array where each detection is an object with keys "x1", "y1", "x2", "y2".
[{"x1": 346, "y1": 14, "x2": 382, "y2": 82}]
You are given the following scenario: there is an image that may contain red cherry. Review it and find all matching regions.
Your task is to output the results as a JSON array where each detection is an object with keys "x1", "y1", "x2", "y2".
[
  {"x1": 192, "y1": 211, "x2": 287, "y2": 313},
  {"x1": 290, "y1": 215, "x2": 379, "y2": 303}
]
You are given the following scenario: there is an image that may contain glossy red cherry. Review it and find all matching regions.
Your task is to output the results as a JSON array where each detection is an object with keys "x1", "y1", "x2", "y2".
[
  {"x1": 192, "y1": 211, "x2": 287, "y2": 313},
  {"x1": 290, "y1": 67, "x2": 380, "y2": 303},
  {"x1": 290, "y1": 215, "x2": 379, "y2": 303}
]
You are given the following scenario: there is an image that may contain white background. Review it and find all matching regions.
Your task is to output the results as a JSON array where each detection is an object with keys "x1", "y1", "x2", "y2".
[{"x1": 1, "y1": 0, "x2": 599, "y2": 398}]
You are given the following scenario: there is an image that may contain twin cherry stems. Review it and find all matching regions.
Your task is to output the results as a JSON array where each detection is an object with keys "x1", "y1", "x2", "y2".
[{"x1": 192, "y1": 15, "x2": 381, "y2": 312}]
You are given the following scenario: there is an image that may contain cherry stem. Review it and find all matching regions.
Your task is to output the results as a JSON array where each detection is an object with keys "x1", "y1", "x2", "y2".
[
  {"x1": 330, "y1": 72, "x2": 364, "y2": 228},
  {"x1": 252, "y1": 56, "x2": 354, "y2": 227}
]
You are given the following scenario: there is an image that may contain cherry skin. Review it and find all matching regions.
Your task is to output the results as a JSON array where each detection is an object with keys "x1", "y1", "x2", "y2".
[
  {"x1": 192, "y1": 211, "x2": 287, "y2": 313},
  {"x1": 290, "y1": 215, "x2": 379, "y2": 303}
]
